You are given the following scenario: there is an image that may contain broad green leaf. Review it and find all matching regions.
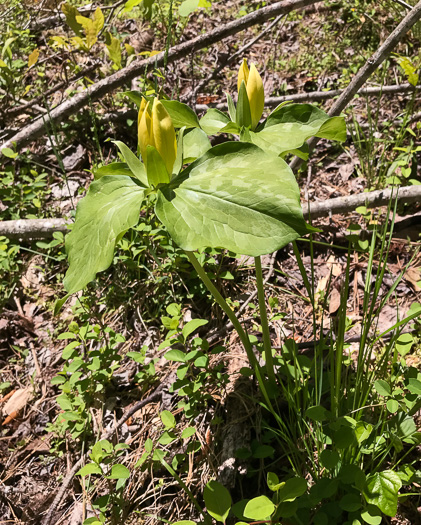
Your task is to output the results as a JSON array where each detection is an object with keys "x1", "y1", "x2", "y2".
[
  {"x1": 56, "y1": 393, "x2": 72, "y2": 411},
  {"x1": 363, "y1": 470, "x2": 402, "y2": 516},
  {"x1": 251, "y1": 103, "x2": 346, "y2": 156},
  {"x1": 305, "y1": 405, "x2": 330, "y2": 422},
  {"x1": 182, "y1": 318, "x2": 208, "y2": 340},
  {"x1": 199, "y1": 108, "x2": 230, "y2": 135},
  {"x1": 179, "y1": 0, "x2": 200, "y2": 17},
  {"x1": 156, "y1": 142, "x2": 308, "y2": 257},
  {"x1": 107, "y1": 463, "x2": 130, "y2": 479},
  {"x1": 339, "y1": 493, "x2": 361, "y2": 512},
  {"x1": 320, "y1": 449, "x2": 340, "y2": 470},
  {"x1": 396, "y1": 333, "x2": 413, "y2": 356},
  {"x1": 123, "y1": 0, "x2": 143, "y2": 12},
  {"x1": 112, "y1": 140, "x2": 148, "y2": 186},
  {"x1": 164, "y1": 349, "x2": 186, "y2": 362},
  {"x1": 1, "y1": 147, "x2": 18, "y2": 159},
  {"x1": 203, "y1": 480, "x2": 232, "y2": 523},
  {"x1": 93, "y1": 162, "x2": 132, "y2": 180},
  {"x1": 146, "y1": 145, "x2": 170, "y2": 186},
  {"x1": 361, "y1": 505, "x2": 382, "y2": 525},
  {"x1": 172, "y1": 522, "x2": 197, "y2": 525},
  {"x1": 77, "y1": 463, "x2": 102, "y2": 476},
  {"x1": 407, "y1": 377, "x2": 421, "y2": 394},
  {"x1": 76, "y1": 16, "x2": 95, "y2": 48},
  {"x1": 61, "y1": 2, "x2": 83, "y2": 36},
  {"x1": 160, "y1": 410, "x2": 176, "y2": 428},
  {"x1": 64, "y1": 176, "x2": 144, "y2": 294},
  {"x1": 386, "y1": 399, "x2": 399, "y2": 413},
  {"x1": 244, "y1": 495, "x2": 275, "y2": 520},
  {"x1": 183, "y1": 128, "x2": 211, "y2": 162},
  {"x1": 160, "y1": 100, "x2": 200, "y2": 129},
  {"x1": 374, "y1": 379, "x2": 391, "y2": 397},
  {"x1": 181, "y1": 427, "x2": 196, "y2": 439},
  {"x1": 277, "y1": 477, "x2": 307, "y2": 503}
]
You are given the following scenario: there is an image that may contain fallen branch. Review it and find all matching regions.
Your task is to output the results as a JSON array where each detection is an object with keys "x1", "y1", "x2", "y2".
[
  {"x1": 289, "y1": 0, "x2": 421, "y2": 171},
  {"x1": 95, "y1": 83, "x2": 419, "y2": 124},
  {"x1": 302, "y1": 185, "x2": 421, "y2": 219},
  {"x1": 0, "y1": 218, "x2": 69, "y2": 239},
  {"x1": 2, "y1": 186, "x2": 420, "y2": 240},
  {"x1": 41, "y1": 384, "x2": 164, "y2": 525},
  {"x1": 1, "y1": 0, "x2": 320, "y2": 152}
]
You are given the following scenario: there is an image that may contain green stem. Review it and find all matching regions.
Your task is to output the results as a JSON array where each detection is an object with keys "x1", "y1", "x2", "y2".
[
  {"x1": 185, "y1": 251, "x2": 272, "y2": 408},
  {"x1": 254, "y1": 256, "x2": 276, "y2": 383}
]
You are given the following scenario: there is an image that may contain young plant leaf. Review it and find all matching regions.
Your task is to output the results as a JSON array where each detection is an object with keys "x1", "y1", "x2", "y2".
[
  {"x1": 236, "y1": 80, "x2": 252, "y2": 128},
  {"x1": 203, "y1": 480, "x2": 232, "y2": 523},
  {"x1": 363, "y1": 470, "x2": 402, "y2": 517},
  {"x1": 250, "y1": 103, "x2": 346, "y2": 156},
  {"x1": 146, "y1": 145, "x2": 170, "y2": 186},
  {"x1": 183, "y1": 128, "x2": 211, "y2": 162},
  {"x1": 277, "y1": 477, "x2": 308, "y2": 503},
  {"x1": 244, "y1": 495, "x2": 275, "y2": 520},
  {"x1": 182, "y1": 318, "x2": 208, "y2": 340},
  {"x1": 77, "y1": 463, "x2": 102, "y2": 477},
  {"x1": 64, "y1": 176, "x2": 144, "y2": 294},
  {"x1": 156, "y1": 142, "x2": 308, "y2": 257},
  {"x1": 199, "y1": 108, "x2": 230, "y2": 135},
  {"x1": 112, "y1": 140, "x2": 148, "y2": 187},
  {"x1": 93, "y1": 162, "x2": 133, "y2": 180},
  {"x1": 160, "y1": 410, "x2": 176, "y2": 429},
  {"x1": 107, "y1": 463, "x2": 130, "y2": 479},
  {"x1": 160, "y1": 100, "x2": 200, "y2": 129}
]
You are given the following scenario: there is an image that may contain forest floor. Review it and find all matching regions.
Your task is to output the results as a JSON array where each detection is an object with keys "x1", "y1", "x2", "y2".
[{"x1": 0, "y1": 1, "x2": 420, "y2": 524}]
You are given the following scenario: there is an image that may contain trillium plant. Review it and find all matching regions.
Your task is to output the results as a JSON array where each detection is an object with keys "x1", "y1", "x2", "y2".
[{"x1": 63, "y1": 59, "x2": 346, "y2": 400}]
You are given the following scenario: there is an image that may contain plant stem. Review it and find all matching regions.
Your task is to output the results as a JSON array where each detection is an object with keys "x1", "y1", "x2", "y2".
[
  {"x1": 254, "y1": 256, "x2": 276, "y2": 383},
  {"x1": 185, "y1": 251, "x2": 272, "y2": 407}
]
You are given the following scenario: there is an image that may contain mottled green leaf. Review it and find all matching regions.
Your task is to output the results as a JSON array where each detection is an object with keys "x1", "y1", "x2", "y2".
[
  {"x1": 156, "y1": 142, "x2": 308, "y2": 256},
  {"x1": 64, "y1": 176, "x2": 144, "y2": 293}
]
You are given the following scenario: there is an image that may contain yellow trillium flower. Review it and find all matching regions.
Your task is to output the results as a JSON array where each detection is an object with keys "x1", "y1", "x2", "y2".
[
  {"x1": 237, "y1": 59, "x2": 264, "y2": 130},
  {"x1": 138, "y1": 97, "x2": 177, "y2": 176}
]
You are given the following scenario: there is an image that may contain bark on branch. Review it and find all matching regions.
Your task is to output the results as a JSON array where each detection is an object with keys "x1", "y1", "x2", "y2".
[
  {"x1": 1, "y1": 0, "x2": 320, "y2": 152},
  {"x1": 2, "y1": 186, "x2": 420, "y2": 240}
]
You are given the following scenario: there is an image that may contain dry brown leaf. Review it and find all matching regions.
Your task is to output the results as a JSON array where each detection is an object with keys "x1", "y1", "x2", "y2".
[
  {"x1": 404, "y1": 268, "x2": 421, "y2": 291},
  {"x1": 2, "y1": 387, "x2": 32, "y2": 417},
  {"x1": 329, "y1": 288, "x2": 341, "y2": 314}
]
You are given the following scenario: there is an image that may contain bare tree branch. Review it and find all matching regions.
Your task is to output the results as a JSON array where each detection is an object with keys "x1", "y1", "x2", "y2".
[
  {"x1": 3, "y1": 186, "x2": 420, "y2": 240},
  {"x1": 289, "y1": 0, "x2": 421, "y2": 171},
  {"x1": 1, "y1": 0, "x2": 320, "y2": 153}
]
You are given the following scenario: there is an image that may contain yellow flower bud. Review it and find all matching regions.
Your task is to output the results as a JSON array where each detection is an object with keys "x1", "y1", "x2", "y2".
[
  {"x1": 237, "y1": 59, "x2": 264, "y2": 130},
  {"x1": 237, "y1": 58, "x2": 249, "y2": 93},
  {"x1": 138, "y1": 99, "x2": 152, "y2": 168},
  {"x1": 151, "y1": 98, "x2": 177, "y2": 176},
  {"x1": 137, "y1": 97, "x2": 177, "y2": 176}
]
